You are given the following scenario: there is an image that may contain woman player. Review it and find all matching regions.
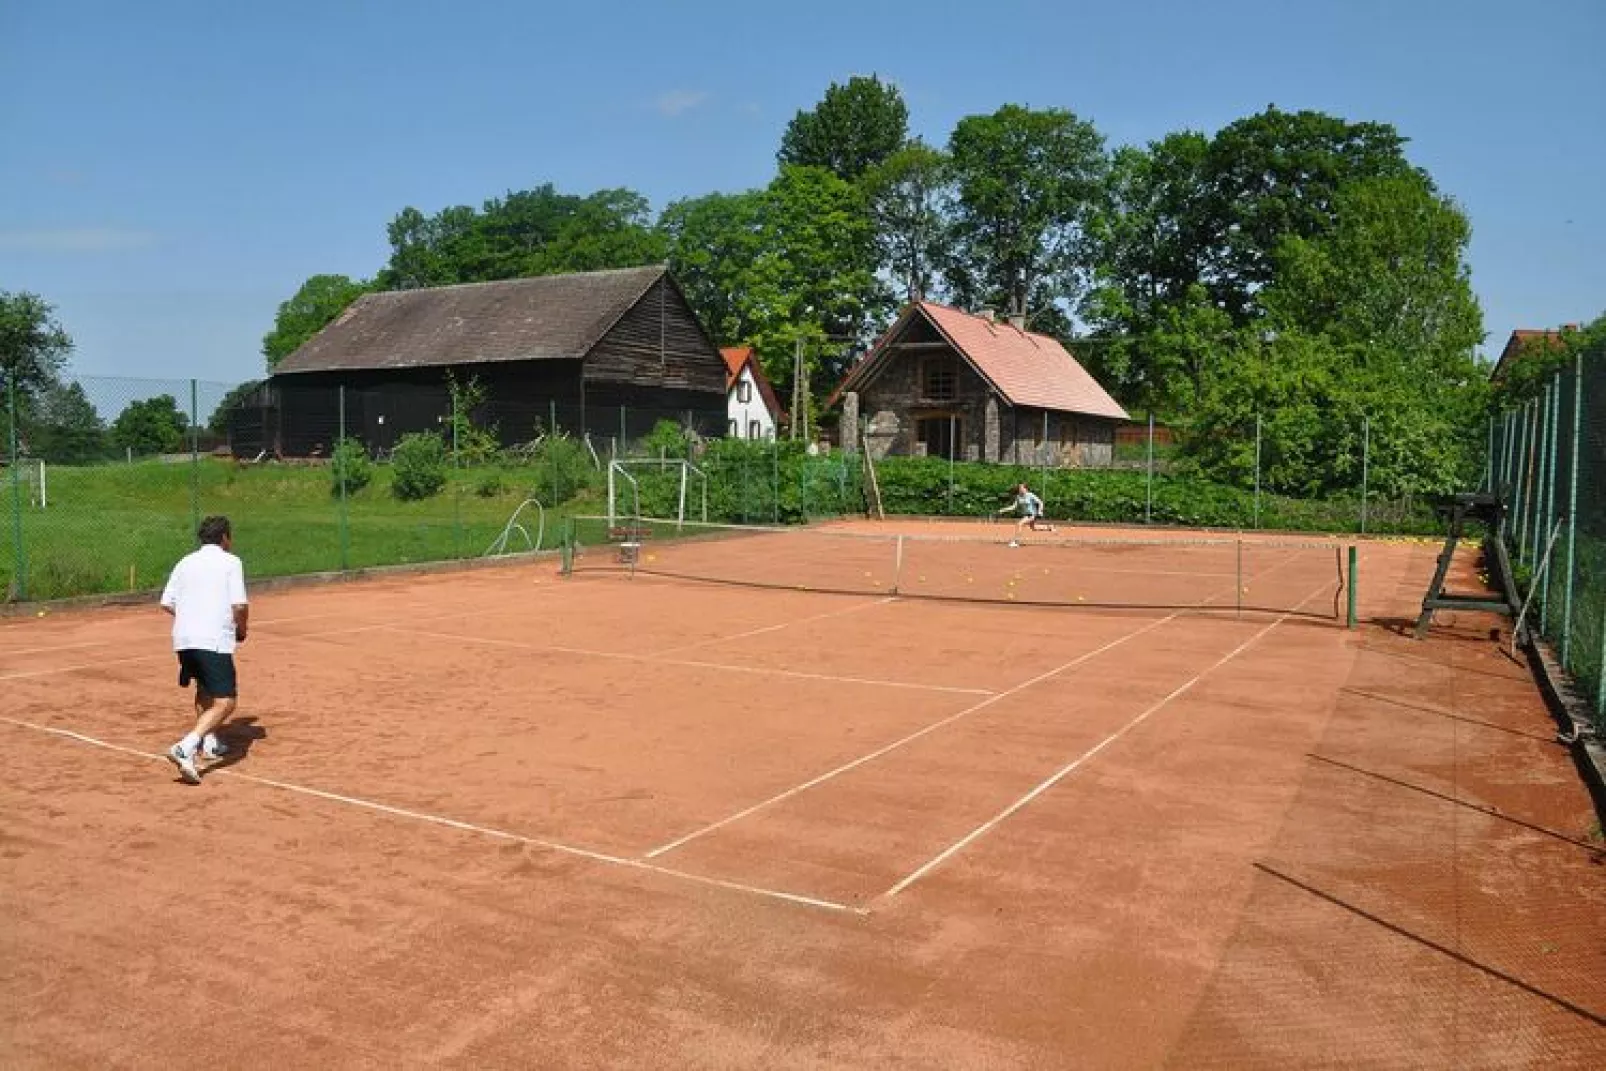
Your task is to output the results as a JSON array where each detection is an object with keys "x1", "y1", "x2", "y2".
[{"x1": 997, "y1": 482, "x2": 1054, "y2": 546}]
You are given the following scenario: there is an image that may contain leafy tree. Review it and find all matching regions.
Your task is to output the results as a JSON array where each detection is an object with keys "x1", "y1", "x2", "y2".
[
  {"x1": 944, "y1": 105, "x2": 1109, "y2": 322},
  {"x1": 207, "y1": 379, "x2": 265, "y2": 436},
  {"x1": 112, "y1": 394, "x2": 188, "y2": 456},
  {"x1": 862, "y1": 140, "x2": 952, "y2": 302},
  {"x1": 0, "y1": 290, "x2": 72, "y2": 397},
  {"x1": 1201, "y1": 106, "x2": 1418, "y2": 321},
  {"x1": 661, "y1": 189, "x2": 768, "y2": 346},
  {"x1": 262, "y1": 275, "x2": 371, "y2": 370},
  {"x1": 31, "y1": 380, "x2": 107, "y2": 463},
  {"x1": 777, "y1": 75, "x2": 909, "y2": 182},
  {"x1": 746, "y1": 165, "x2": 887, "y2": 393},
  {"x1": 376, "y1": 184, "x2": 663, "y2": 290}
]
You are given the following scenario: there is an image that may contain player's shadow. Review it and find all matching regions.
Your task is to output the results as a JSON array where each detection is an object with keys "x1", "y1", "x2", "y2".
[{"x1": 203, "y1": 716, "x2": 267, "y2": 774}]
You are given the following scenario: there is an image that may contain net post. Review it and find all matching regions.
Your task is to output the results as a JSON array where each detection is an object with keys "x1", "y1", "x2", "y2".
[
  {"x1": 677, "y1": 461, "x2": 687, "y2": 531},
  {"x1": 893, "y1": 534, "x2": 904, "y2": 595},
  {"x1": 1563, "y1": 353, "x2": 1582, "y2": 666},
  {"x1": 338, "y1": 385, "x2": 350, "y2": 571},
  {"x1": 7, "y1": 373, "x2": 25, "y2": 601},
  {"x1": 1347, "y1": 545, "x2": 1358, "y2": 629},
  {"x1": 1235, "y1": 537, "x2": 1243, "y2": 618}
]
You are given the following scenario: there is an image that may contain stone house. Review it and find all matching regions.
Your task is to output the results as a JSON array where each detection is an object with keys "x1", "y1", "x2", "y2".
[{"x1": 832, "y1": 302, "x2": 1129, "y2": 465}]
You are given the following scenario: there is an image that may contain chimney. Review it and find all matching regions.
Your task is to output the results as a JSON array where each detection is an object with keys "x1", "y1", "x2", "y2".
[
  {"x1": 979, "y1": 309, "x2": 996, "y2": 323},
  {"x1": 1007, "y1": 312, "x2": 1027, "y2": 331}
]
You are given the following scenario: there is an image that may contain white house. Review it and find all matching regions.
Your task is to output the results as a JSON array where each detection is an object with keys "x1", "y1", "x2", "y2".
[{"x1": 720, "y1": 346, "x2": 782, "y2": 440}]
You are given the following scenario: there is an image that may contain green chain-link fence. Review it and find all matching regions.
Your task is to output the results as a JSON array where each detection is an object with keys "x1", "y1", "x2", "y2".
[{"x1": 1490, "y1": 351, "x2": 1605, "y2": 732}]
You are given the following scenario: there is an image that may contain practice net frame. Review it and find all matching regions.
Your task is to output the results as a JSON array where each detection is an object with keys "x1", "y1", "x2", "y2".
[{"x1": 566, "y1": 516, "x2": 1356, "y2": 623}]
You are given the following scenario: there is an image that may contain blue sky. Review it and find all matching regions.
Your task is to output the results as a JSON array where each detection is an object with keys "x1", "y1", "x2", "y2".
[{"x1": 2, "y1": 0, "x2": 1602, "y2": 388}]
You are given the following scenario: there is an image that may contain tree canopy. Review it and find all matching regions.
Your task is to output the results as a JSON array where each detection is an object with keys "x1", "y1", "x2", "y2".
[
  {"x1": 777, "y1": 75, "x2": 909, "y2": 183},
  {"x1": 262, "y1": 274, "x2": 372, "y2": 370},
  {"x1": 0, "y1": 291, "x2": 73, "y2": 397}
]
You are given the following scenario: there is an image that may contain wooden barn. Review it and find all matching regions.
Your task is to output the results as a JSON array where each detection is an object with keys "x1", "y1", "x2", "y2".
[
  {"x1": 232, "y1": 266, "x2": 728, "y2": 457},
  {"x1": 831, "y1": 302, "x2": 1129, "y2": 466}
]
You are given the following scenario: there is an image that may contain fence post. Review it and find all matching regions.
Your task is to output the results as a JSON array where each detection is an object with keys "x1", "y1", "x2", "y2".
[
  {"x1": 772, "y1": 438, "x2": 779, "y2": 524},
  {"x1": 451, "y1": 388, "x2": 462, "y2": 559},
  {"x1": 1145, "y1": 412, "x2": 1154, "y2": 525},
  {"x1": 619, "y1": 405, "x2": 627, "y2": 456},
  {"x1": 189, "y1": 379, "x2": 200, "y2": 535},
  {"x1": 948, "y1": 413, "x2": 956, "y2": 515},
  {"x1": 338, "y1": 386, "x2": 350, "y2": 572},
  {"x1": 1484, "y1": 414, "x2": 1495, "y2": 493},
  {"x1": 1253, "y1": 414, "x2": 1261, "y2": 529},
  {"x1": 1563, "y1": 355, "x2": 1582, "y2": 667},
  {"x1": 1348, "y1": 545, "x2": 1358, "y2": 629},
  {"x1": 1533, "y1": 389, "x2": 1551, "y2": 570},
  {"x1": 7, "y1": 374, "x2": 25, "y2": 600},
  {"x1": 1359, "y1": 414, "x2": 1370, "y2": 535},
  {"x1": 1517, "y1": 399, "x2": 1534, "y2": 564},
  {"x1": 1541, "y1": 376, "x2": 1560, "y2": 628}
]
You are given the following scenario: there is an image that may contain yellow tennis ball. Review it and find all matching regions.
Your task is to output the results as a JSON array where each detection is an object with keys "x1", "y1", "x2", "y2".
[
  {"x1": 37, "y1": 610, "x2": 47, "y2": 617},
  {"x1": 646, "y1": 554, "x2": 657, "y2": 563},
  {"x1": 1077, "y1": 596, "x2": 1085, "y2": 602}
]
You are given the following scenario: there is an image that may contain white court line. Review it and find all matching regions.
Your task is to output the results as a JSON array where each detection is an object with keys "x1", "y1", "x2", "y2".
[
  {"x1": 388, "y1": 626, "x2": 994, "y2": 697},
  {"x1": 0, "y1": 640, "x2": 109, "y2": 658},
  {"x1": 643, "y1": 548, "x2": 1322, "y2": 861},
  {"x1": 649, "y1": 597, "x2": 897, "y2": 657},
  {"x1": 881, "y1": 578, "x2": 1334, "y2": 899},
  {"x1": 0, "y1": 605, "x2": 491, "y2": 683},
  {"x1": 0, "y1": 715, "x2": 866, "y2": 916}
]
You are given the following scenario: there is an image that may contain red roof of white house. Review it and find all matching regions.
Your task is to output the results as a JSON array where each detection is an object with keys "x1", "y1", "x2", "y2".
[
  {"x1": 834, "y1": 302, "x2": 1128, "y2": 420},
  {"x1": 719, "y1": 346, "x2": 784, "y2": 420}
]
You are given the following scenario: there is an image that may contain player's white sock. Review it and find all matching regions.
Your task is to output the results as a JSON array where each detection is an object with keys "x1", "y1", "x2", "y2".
[
  {"x1": 179, "y1": 732, "x2": 201, "y2": 756},
  {"x1": 202, "y1": 732, "x2": 221, "y2": 753}
]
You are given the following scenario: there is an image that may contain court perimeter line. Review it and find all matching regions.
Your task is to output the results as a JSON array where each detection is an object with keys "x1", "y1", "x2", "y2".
[
  {"x1": 0, "y1": 605, "x2": 496, "y2": 683},
  {"x1": 387, "y1": 626, "x2": 994, "y2": 696},
  {"x1": 649, "y1": 597, "x2": 897, "y2": 657},
  {"x1": 0, "y1": 715, "x2": 868, "y2": 917},
  {"x1": 881, "y1": 578, "x2": 1334, "y2": 899}
]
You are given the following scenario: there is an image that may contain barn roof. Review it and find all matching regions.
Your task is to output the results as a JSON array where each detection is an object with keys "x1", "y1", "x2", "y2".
[
  {"x1": 833, "y1": 302, "x2": 1129, "y2": 420},
  {"x1": 273, "y1": 265, "x2": 668, "y2": 375}
]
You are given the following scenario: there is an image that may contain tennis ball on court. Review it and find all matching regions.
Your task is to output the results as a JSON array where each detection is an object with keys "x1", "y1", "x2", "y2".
[
  {"x1": 1007, "y1": 592, "x2": 1016, "y2": 600},
  {"x1": 646, "y1": 554, "x2": 657, "y2": 563},
  {"x1": 37, "y1": 610, "x2": 46, "y2": 617},
  {"x1": 1077, "y1": 596, "x2": 1085, "y2": 602}
]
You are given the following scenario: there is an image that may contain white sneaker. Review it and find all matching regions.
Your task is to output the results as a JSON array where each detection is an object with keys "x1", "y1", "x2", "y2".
[
  {"x1": 202, "y1": 739, "x2": 229, "y2": 760},
  {"x1": 1008, "y1": 540, "x2": 1020, "y2": 548},
  {"x1": 167, "y1": 743, "x2": 201, "y2": 785}
]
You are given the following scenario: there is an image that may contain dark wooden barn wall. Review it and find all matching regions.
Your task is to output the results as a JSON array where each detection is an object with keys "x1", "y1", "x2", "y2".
[{"x1": 584, "y1": 277, "x2": 727, "y2": 395}]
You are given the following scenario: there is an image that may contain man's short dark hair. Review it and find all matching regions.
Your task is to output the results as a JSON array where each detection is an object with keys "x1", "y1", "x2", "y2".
[{"x1": 198, "y1": 515, "x2": 231, "y2": 545}]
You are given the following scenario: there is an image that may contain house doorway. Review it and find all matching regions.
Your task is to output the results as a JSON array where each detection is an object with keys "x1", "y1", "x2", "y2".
[{"x1": 917, "y1": 414, "x2": 961, "y2": 460}]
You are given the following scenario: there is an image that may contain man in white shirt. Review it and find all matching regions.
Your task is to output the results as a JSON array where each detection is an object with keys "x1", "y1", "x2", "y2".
[{"x1": 160, "y1": 515, "x2": 249, "y2": 784}]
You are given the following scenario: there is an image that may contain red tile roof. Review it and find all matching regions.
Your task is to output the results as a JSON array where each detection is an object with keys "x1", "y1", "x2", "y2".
[
  {"x1": 719, "y1": 346, "x2": 784, "y2": 421},
  {"x1": 1491, "y1": 326, "x2": 1578, "y2": 382},
  {"x1": 834, "y1": 303, "x2": 1128, "y2": 420}
]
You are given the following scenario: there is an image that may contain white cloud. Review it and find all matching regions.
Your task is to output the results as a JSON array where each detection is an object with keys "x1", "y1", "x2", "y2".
[
  {"x1": 0, "y1": 227, "x2": 158, "y2": 253},
  {"x1": 655, "y1": 89, "x2": 709, "y2": 117}
]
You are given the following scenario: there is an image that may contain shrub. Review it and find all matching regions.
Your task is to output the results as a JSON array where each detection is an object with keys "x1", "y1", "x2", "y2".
[
  {"x1": 391, "y1": 431, "x2": 448, "y2": 501},
  {"x1": 330, "y1": 437, "x2": 373, "y2": 497},
  {"x1": 643, "y1": 418, "x2": 692, "y2": 461},
  {"x1": 530, "y1": 433, "x2": 596, "y2": 504},
  {"x1": 474, "y1": 471, "x2": 506, "y2": 498}
]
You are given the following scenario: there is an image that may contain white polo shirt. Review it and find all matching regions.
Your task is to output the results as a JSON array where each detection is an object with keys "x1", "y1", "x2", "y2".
[{"x1": 160, "y1": 544, "x2": 248, "y2": 654}]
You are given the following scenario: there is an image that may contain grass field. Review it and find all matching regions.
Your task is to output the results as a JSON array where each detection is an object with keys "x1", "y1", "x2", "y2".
[{"x1": 1, "y1": 458, "x2": 573, "y2": 601}]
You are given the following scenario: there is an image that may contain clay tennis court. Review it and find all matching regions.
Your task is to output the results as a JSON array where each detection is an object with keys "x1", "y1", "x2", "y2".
[{"x1": 3, "y1": 520, "x2": 1603, "y2": 1068}]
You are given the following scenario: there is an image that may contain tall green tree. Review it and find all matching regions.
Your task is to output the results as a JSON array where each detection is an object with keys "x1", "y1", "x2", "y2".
[
  {"x1": 112, "y1": 394, "x2": 188, "y2": 456},
  {"x1": 1202, "y1": 106, "x2": 1418, "y2": 320},
  {"x1": 31, "y1": 380, "x2": 107, "y2": 463},
  {"x1": 944, "y1": 105, "x2": 1109, "y2": 321},
  {"x1": 262, "y1": 274, "x2": 372, "y2": 370},
  {"x1": 661, "y1": 189, "x2": 768, "y2": 346},
  {"x1": 376, "y1": 184, "x2": 663, "y2": 290},
  {"x1": 862, "y1": 140, "x2": 952, "y2": 302},
  {"x1": 777, "y1": 75, "x2": 909, "y2": 183},
  {"x1": 0, "y1": 291, "x2": 73, "y2": 396}
]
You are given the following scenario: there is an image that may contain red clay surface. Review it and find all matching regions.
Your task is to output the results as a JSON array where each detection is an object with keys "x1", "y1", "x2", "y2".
[{"x1": 2, "y1": 524, "x2": 1603, "y2": 1068}]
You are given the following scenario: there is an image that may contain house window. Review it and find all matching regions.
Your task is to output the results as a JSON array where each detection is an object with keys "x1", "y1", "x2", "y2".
[
  {"x1": 916, "y1": 415, "x2": 960, "y2": 460},
  {"x1": 748, "y1": 420, "x2": 762, "y2": 440},
  {"x1": 922, "y1": 358, "x2": 957, "y2": 401},
  {"x1": 737, "y1": 380, "x2": 752, "y2": 403},
  {"x1": 728, "y1": 419, "x2": 738, "y2": 437}
]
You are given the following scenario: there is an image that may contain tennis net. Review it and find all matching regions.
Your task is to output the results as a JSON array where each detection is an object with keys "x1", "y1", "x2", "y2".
[{"x1": 567, "y1": 516, "x2": 1354, "y2": 621}]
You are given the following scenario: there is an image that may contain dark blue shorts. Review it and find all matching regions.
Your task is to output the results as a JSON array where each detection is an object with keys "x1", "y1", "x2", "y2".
[{"x1": 176, "y1": 650, "x2": 238, "y2": 698}]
